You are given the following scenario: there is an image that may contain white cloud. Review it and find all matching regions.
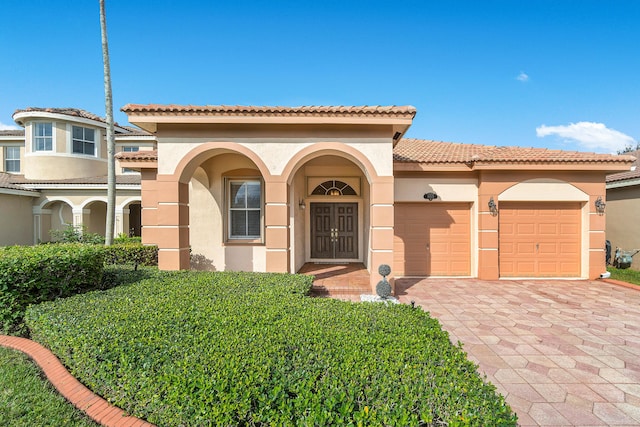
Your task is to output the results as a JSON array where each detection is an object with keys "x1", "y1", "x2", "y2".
[
  {"x1": 0, "y1": 121, "x2": 19, "y2": 130},
  {"x1": 516, "y1": 72, "x2": 529, "y2": 82},
  {"x1": 536, "y1": 121, "x2": 636, "y2": 153}
]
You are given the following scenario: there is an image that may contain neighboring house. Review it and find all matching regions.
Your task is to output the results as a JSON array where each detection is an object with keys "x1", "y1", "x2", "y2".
[
  {"x1": 606, "y1": 149, "x2": 640, "y2": 269},
  {"x1": 0, "y1": 108, "x2": 156, "y2": 245},
  {"x1": 114, "y1": 104, "x2": 634, "y2": 291}
]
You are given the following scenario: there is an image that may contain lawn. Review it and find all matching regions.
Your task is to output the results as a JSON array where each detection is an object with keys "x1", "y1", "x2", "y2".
[
  {"x1": 0, "y1": 346, "x2": 98, "y2": 427},
  {"x1": 607, "y1": 265, "x2": 640, "y2": 285},
  {"x1": 25, "y1": 270, "x2": 517, "y2": 426}
]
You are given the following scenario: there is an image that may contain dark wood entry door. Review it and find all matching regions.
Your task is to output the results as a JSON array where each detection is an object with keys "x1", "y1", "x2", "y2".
[{"x1": 311, "y1": 203, "x2": 358, "y2": 259}]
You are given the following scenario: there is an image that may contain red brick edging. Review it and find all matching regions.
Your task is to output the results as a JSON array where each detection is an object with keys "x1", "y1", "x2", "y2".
[
  {"x1": 600, "y1": 277, "x2": 640, "y2": 291},
  {"x1": 0, "y1": 335, "x2": 154, "y2": 427}
]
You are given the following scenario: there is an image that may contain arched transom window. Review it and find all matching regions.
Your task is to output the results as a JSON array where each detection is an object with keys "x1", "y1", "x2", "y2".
[{"x1": 311, "y1": 180, "x2": 357, "y2": 196}]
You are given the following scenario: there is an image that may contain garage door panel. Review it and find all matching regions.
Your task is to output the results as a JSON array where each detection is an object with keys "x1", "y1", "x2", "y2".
[
  {"x1": 538, "y1": 223, "x2": 558, "y2": 235},
  {"x1": 500, "y1": 202, "x2": 580, "y2": 277},
  {"x1": 517, "y1": 224, "x2": 536, "y2": 234},
  {"x1": 538, "y1": 243, "x2": 558, "y2": 254},
  {"x1": 560, "y1": 224, "x2": 579, "y2": 234},
  {"x1": 394, "y1": 203, "x2": 471, "y2": 276},
  {"x1": 515, "y1": 261, "x2": 535, "y2": 275},
  {"x1": 517, "y1": 243, "x2": 536, "y2": 254}
]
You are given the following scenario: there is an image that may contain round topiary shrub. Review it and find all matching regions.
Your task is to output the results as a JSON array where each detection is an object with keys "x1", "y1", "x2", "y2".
[
  {"x1": 376, "y1": 278, "x2": 391, "y2": 298},
  {"x1": 378, "y1": 264, "x2": 391, "y2": 277}
]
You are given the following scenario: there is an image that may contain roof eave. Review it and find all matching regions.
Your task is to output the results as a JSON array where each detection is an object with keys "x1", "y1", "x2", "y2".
[
  {"x1": 125, "y1": 114, "x2": 415, "y2": 133},
  {"x1": 13, "y1": 110, "x2": 128, "y2": 133},
  {"x1": 393, "y1": 162, "x2": 473, "y2": 172},
  {"x1": 117, "y1": 159, "x2": 158, "y2": 170},
  {"x1": 607, "y1": 178, "x2": 640, "y2": 189},
  {"x1": 471, "y1": 162, "x2": 634, "y2": 171},
  {"x1": 393, "y1": 160, "x2": 635, "y2": 172},
  {"x1": 0, "y1": 187, "x2": 39, "y2": 197}
]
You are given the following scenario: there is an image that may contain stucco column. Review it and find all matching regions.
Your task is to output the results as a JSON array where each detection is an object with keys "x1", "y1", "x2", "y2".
[
  {"x1": 265, "y1": 179, "x2": 290, "y2": 273},
  {"x1": 72, "y1": 207, "x2": 87, "y2": 231},
  {"x1": 155, "y1": 175, "x2": 190, "y2": 270},
  {"x1": 589, "y1": 193, "x2": 606, "y2": 279},
  {"x1": 115, "y1": 208, "x2": 125, "y2": 237},
  {"x1": 477, "y1": 192, "x2": 500, "y2": 280},
  {"x1": 140, "y1": 169, "x2": 159, "y2": 246},
  {"x1": 32, "y1": 214, "x2": 41, "y2": 245},
  {"x1": 370, "y1": 176, "x2": 395, "y2": 293}
]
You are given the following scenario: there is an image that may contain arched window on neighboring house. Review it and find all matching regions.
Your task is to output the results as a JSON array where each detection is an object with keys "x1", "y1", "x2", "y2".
[{"x1": 311, "y1": 180, "x2": 357, "y2": 196}]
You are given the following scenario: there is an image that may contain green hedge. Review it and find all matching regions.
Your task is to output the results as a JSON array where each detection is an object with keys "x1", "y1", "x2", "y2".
[
  {"x1": 103, "y1": 244, "x2": 158, "y2": 268},
  {"x1": 26, "y1": 271, "x2": 516, "y2": 426},
  {"x1": 0, "y1": 244, "x2": 105, "y2": 334}
]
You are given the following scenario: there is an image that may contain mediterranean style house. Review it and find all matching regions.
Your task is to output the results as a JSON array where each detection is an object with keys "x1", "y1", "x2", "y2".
[
  {"x1": 1, "y1": 104, "x2": 635, "y2": 291},
  {"x1": 0, "y1": 108, "x2": 155, "y2": 244}
]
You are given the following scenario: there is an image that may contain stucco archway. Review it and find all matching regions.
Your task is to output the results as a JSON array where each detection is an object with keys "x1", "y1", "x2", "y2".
[
  {"x1": 281, "y1": 142, "x2": 394, "y2": 290},
  {"x1": 149, "y1": 142, "x2": 277, "y2": 272}
]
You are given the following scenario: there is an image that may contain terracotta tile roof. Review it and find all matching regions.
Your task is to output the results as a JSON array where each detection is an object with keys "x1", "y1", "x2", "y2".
[
  {"x1": 121, "y1": 104, "x2": 417, "y2": 118},
  {"x1": 0, "y1": 173, "x2": 35, "y2": 192},
  {"x1": 117, "y1": 125, "x2": 153, "y2": 136},
  {"x1": 8, "y1": 174, "x2": 140, "y2": 186},
  {"x1": 0, "y1": 129, "x2": 24, "y2": 137},
  {"x1": 12, "y1": 107, "x2": 132, "y2": 133},
  {"x1": 607, "y1": 149, "x2": 640, "y2": 183},
  {"x1": 14, "y1": 107, "x2": 106, "y2": 123},
  {"x1": 394, "y1": 138, "x2": 636, "y2": 165},
  {"x1": 115, "y1": 149, "x2": 158, "y2": 161}
]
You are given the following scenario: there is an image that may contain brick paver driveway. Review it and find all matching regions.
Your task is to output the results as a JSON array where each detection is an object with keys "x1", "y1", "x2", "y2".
[{"x1": 396, "y1": 278, "x2": 640, "y2": 426}]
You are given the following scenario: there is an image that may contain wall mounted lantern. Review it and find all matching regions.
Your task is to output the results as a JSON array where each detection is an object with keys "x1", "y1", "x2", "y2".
[
  {"x1": 423, "y1": 192, "x2": 438, "y2": 201},
  {"x1": 595, "y1": 196, "x2": 606, "y2": 215},
  {"x1": 488, "y1": 197, "x2": 498, "y2": 216},
  {"x1": 299, "y1": 199, "x2": 305, "y2": 210}
]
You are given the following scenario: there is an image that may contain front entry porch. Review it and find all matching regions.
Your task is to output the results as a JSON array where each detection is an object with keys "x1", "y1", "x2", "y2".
[{"x1": 298, "y1": 263, "x2": 370, "y2": 301}]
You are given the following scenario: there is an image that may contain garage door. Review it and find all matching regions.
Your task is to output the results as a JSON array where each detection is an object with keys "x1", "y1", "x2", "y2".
[
  {"x1": 394, "y1": 203, "x2": 471, "y2": 276},
  {"x1": 499, "y1": 202, "x2": 581, "y2": 277}
]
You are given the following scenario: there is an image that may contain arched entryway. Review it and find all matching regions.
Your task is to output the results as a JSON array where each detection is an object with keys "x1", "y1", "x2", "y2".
[
  {"x1": 147, "y1": 142, "x2": 273, "y2": 272},
  {"x1": 37, "y1": 199, "x2": 73, "y2": 243},
  {"x1": 282, "y1": 143, "x2": 395, "y2": 291},
  {"x1": 82, "y1": 200, "x2": 107, "y2": 236}
]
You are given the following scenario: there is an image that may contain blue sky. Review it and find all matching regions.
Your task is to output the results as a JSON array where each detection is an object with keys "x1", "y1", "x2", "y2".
[{"x1": 1, "y1": 0, "x2": 639, "y2": 153}]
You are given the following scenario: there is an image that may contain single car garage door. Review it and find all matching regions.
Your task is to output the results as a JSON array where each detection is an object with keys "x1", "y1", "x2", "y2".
[
  {"x1": 394, "y1": 203, "x2": 471, "y2": 276},
  {"x1": 499, "y1": 202, "x2": 581, "y2": 277}
]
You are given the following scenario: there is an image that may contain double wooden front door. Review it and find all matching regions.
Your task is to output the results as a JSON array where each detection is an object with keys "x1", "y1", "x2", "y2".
[{"x1": 310, "y1": 203, "x2": 358, "y2": 259}]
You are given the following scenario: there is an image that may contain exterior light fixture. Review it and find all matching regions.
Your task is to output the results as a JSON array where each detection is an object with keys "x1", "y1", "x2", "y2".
[
  {"x1": 299, "y1": 199, "x2": 305, "y2": 210},
  {"x1": 423, "y1": 192, "x2": 438, "y2": 201},
  {"x1": 488, "y1": 197, "x2": 498, "y2": 216},
  {"x1": 595, "y1": 196, "x2": 606, "y2": 215}
]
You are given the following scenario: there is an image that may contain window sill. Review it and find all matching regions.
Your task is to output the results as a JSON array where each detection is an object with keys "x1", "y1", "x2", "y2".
[{"x1": 224, "y1": 239, "x2": 264, "y2": 246}]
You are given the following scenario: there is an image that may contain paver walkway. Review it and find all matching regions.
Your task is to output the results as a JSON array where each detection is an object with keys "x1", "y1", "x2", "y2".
[
  {"x1": 0, "y1": 335, "x2": 154, "y2": 427},
  {"x1": 396, "y1": 278, "x2": 640, "y2": 426}
]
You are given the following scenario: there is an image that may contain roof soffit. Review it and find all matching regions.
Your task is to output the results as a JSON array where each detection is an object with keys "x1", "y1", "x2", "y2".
[{"x1": 122, "y1": 104, "x2": 416, "y2": 135}]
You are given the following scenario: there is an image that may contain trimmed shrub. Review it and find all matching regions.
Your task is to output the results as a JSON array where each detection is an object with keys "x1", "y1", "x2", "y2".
[
  {"x1": 0, "y1": 244, "x2": 105, "y2": 334},
  {"x1": 103, "y1": 244, "x2": 158, "y2": 269},
  {"x1": 26, "y1": 271, "x2": 516, "y2": 426}
]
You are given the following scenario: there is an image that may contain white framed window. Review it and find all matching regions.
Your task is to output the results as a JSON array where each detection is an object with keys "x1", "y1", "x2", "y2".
[
  {"x1": 72, "y1": 126, "x2": 96, "y2": 156},
  {"x1": 122, "y1": 146, "x2": 139, "y2": 173},
  {"x1": 4, "y1": 147, "x2": 20, "y2": 173},
  {"x1": 34, "y1": 122, "x2": 53, "y2": 151},
  {"x1": 227, "y1": 179, "x2": 262, "y2": 240}
]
